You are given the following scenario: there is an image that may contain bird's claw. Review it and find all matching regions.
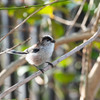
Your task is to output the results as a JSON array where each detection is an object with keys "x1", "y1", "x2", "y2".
[
  {"x1": 39, "y1": 68, "x2": 44, "y2": 73},
  {"x1": 46, "y1": 62, "x2": 54, "y2": 68}
]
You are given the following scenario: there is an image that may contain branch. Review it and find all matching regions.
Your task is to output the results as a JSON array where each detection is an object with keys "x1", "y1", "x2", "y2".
[
  {"x1": 0, "y1": 27, "x2": 100, "y2": 99},
  {"x1": 0, "y1": 37, "x2": 31, "y2": 55},
  {"x1": 80, "y1": 55, "x2": 100, "y2": 100},
  {"x1": 66, "y1": 0, "x2": 86, "y2": 35},
  {"x1": 0, "y1": 0, "x2": 69, "y2": 10},
  {"x1": 0, "y1": 0, "x2": 57, "y2": 42},
  {"x1": 0, "y1": 57, "x2": 26, "y2": 86},
  {"x1": 55, "y1": 31, "x2": 100, "y2": 48},
  {"x1": 88, "y1": 56, "x2": 100, "y2": 100},
  {"x1": 51, "y1": 15, "x2": 81, "y2": 27},
  {"x1": 81, "y1": 0, "x2": 94, "y2": 30}
]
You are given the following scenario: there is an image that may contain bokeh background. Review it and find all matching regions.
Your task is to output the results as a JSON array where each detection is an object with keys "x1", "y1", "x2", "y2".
[{"x1": 0, "y1": 0, "x2": 100, "y2": 100}]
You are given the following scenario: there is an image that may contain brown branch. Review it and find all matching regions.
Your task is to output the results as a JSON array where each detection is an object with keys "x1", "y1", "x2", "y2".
[
  {"x1": 51, "y1": 15, "x2": 81, "y2": 28},
  {"x1": 92, "y1": 3, "x2": 100, "y2": 32},
  {"x1": 81, "y1": 0, "x2": 94, "y2": 30},
  {"x1": 88, "y1": 56, "x2": 100, "y2": 100},
  {"x1": 0, "y1": 37, "x2": 31, "y2": 55},
  {"x1": 55, "y1": 31, "x2": 100, "y2": 48},
  {"x1": 80, "y1": 55, "x2": 100, "y2": 100},
  {"x1": 89, "y1": 3, "x2": 100, "y2": 30},
  {"x1": 0, "y1": 27, "x2": 100, "y2": 99},
  {"x1": 0, "y1": 57, "x2": 26, "y2": 86},
  {"x1": 0, "y1": 0, "x2": 57, "y2": 43},
  {"x1": 66, "y1": 0, "x2": 86, "y2": 35}
]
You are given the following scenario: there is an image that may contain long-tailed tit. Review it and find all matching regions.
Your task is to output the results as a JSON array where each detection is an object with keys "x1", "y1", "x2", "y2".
[{"x1": 7, "y1": 35, "x2": 55, "y2": 73}]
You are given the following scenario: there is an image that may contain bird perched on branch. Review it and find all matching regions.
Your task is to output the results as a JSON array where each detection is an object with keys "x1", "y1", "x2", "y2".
[{"x1": 7, "y1": 35, "x2": 55, "y2": 73}]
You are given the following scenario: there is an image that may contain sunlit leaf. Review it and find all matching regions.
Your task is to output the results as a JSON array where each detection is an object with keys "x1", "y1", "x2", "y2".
[
  {"x1": 93, "y1": 41, "x2": 100, "y2": 49},
  {"x1": 27, "y1": 8, "x2": 36, "y2": 14},
  {"x1": 38, "y1": 6, "x2": 53, "y2": 15},
  {"x1": 58, "y1": 57, "x2": 73, "y2": 67},
  {"x1": 8, "y1": 10, "x2": 15, "y2": 16}
]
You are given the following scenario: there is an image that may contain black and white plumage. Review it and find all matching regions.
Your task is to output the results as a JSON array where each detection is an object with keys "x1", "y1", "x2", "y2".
[{"x1": 7, "y1": 35, "x2": 55, "y2": 68}]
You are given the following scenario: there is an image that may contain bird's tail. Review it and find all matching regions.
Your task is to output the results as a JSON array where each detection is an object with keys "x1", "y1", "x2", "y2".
[{"x1": 7, "y1": 50, "x2": 28, "y2": 55}]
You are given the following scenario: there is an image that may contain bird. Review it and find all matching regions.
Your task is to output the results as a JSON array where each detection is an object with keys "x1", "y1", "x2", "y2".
[{"x1": 7, "y1": 35, "x2": 55, "y2": 73}]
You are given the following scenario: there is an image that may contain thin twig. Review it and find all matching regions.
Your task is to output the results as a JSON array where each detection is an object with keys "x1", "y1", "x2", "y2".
[
  {"x1": 0, "y1": 0, "x2": 57, "y2": 43},
  {"x1": 92, "y1": 3, "x2": 100, "y2": 32},
  {"x1": 81, "y1": 0, "x2": 94, "y2": 30},
  {"x1": 51, "y1": 15, "x2": 81, "y2": 27},
  {"x1": 66, "y1": 0, "x2": 86, "y2": 35},
  {"x1": 0, "y1": 27, "x2": 100, "y2": 99},
  {"x1": 88, "y1": 3, "x2": 100, "y2": 30},
  {"x1": 0, "y1": 37, "x2": 31, "y2": 55}
]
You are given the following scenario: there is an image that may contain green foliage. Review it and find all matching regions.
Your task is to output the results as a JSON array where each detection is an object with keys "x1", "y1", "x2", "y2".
[
  {"x1": 52, "y1": 20, "x2": 64, "y2": 38},
  {"x1": 93, "y1": 41, "x2": 100, "y2": 49},
  {"x1": 58, "y1": 57, "x2": 73, "y2": 68},
  {"x1": 83, "y1": 2, "x2": 95, "y2": 15},
  {"x1": 54, "y1": 71, "x2": 75, "y2": 84},
  {"x1": 38, "y1": 6, "x2": 53, "y2": 15},
  {"x1": 52, "y1": 0, "x2": 71, "y2": 7},
  {"x1": 91, "y1": 49, "x2": 99, "y2": 59}
]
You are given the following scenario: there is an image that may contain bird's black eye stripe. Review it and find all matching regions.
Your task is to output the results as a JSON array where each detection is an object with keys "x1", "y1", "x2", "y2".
[
  {"x1": 46, "y1": 39, "x2": 50, "y2": 41},
  {"x1": 33, "y1": 48, "x2": 39, "y2": 53},
  {"x1": 42, "y1": 37, "x2": 52, "y2": 41}
]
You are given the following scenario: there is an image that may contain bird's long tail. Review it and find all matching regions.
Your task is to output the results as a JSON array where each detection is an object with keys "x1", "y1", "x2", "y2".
[{"x1": 7, "y1": 50, "x2": 28, "y2": 55}]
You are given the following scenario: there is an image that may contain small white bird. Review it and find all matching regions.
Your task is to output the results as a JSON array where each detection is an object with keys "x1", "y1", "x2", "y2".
[{"x1": 7, "y1": 35, "x2": 55, "y2": 73}]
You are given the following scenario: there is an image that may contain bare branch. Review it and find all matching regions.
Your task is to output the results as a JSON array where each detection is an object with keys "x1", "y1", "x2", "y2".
[
  {"x1": 51, "y1": 15, "x2": 81, "y2": 28},
  {"x1": 0, "y1": 27, "x2": 100, "y2": 99},
  {"x1": 81, "y1": 0, "x2": 94, "y2": 30},
  {"x1": 55, "y1": 31, "x2": 100, "y2": 48},
  {"x1": 88, "y1": 56, "x2": 100, "y2": 100},
  {"x1": 0, "y1": 37, "x2": 31, "y2": 55},
  {"x1": 66, "y1": 0, "x2": 86, "y2": 35},
  {"x1": 0, "y1": 57, "x2": 26, "y2": 86},
  {"x1": 80, "y1": 55, "x2": 100, "y2": 100},
  {"x1": 92, "y1": 3, "x2": 100, "y2": 31}
]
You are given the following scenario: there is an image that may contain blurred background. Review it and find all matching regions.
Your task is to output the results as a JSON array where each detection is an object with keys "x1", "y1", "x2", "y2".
[{"x1": 0, "y1": 0, "x2": 100, "y2": 100}]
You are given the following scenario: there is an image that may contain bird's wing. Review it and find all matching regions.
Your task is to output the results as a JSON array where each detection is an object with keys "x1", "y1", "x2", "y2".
[
  {"x1": 33, "y1": 48, "x2": 40, "y2": 53},
  {"x1": 25, "y1": 43, "x2": 40, "y2": 53}
]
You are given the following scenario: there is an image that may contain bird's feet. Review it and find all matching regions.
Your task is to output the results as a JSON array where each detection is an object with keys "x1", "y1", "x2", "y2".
[
  {"x1": 33, "y1": 65, "x2": 44, "y2": 73},
  {"x1": 46, "y1": 62, "x2": 54, "y2": 68},
  {"x1": 39, "y1": 68, "x2": 44, "y2": 73}
]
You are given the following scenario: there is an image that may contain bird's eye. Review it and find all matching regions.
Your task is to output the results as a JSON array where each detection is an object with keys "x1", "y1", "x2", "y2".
[{"x1": 46, "y1": 39, "x2": 49, "y2": 41}]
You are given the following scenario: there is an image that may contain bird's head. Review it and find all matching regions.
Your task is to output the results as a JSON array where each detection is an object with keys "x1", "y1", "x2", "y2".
[{"x1": 41, "y1": 35, "x2": 55, "y2": 45}]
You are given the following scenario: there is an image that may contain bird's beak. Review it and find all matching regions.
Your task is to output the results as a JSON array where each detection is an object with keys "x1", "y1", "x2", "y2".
[{"x1": 51, "y1": 40, "x2": 55, "y2": 43}]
